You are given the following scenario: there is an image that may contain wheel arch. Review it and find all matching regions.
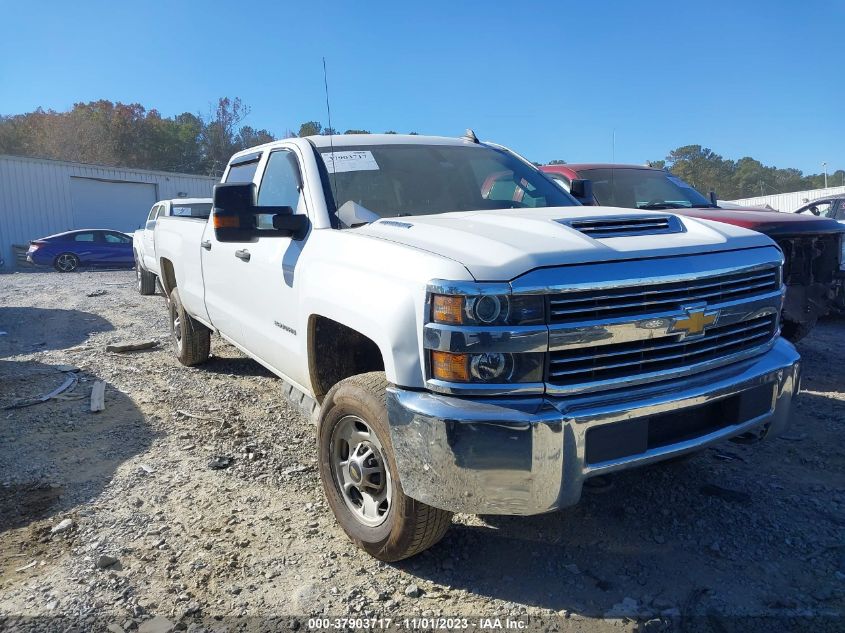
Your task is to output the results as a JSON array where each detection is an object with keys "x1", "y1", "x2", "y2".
[
  {"x1": 159, "y1": 258, "x2": 177, "y2": 296},
  {"x1": 308, "y1": 315, "x2": 389, "y2": 402}
]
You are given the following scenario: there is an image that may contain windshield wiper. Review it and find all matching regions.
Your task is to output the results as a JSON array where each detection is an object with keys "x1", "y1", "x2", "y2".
[{"x1": 637, "y1": 202, "x2": 687, "y2": 210}]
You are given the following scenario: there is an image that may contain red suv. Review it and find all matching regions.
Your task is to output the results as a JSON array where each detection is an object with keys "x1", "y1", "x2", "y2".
[{"x1": 541, "y1": 164, "x2": 845, "y2": 341}]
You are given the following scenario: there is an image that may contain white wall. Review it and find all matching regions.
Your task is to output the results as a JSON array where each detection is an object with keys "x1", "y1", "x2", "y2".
[{"x1": 728, "y1": 185, "x2": 845, "y2": 212}]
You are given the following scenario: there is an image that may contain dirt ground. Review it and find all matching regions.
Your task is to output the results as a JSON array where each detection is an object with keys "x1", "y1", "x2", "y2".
[{"x1": 1, "y1": 270, "x2": 843, "y2": 633}]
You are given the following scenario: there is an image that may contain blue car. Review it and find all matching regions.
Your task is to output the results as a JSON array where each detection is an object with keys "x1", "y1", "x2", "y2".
[{"x1": 27, "y1": 229, "x2": 134, "y2": 272}]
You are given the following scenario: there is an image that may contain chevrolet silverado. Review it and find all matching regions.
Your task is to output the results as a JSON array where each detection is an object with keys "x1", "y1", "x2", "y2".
[{"x1": 152, "y1": 134, "x2": 800, "y2": 560}]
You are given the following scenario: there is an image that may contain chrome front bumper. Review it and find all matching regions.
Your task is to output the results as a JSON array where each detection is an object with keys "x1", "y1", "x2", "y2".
[{"x1": 387, "y1": 338, "x2": 800, "y2": 515}]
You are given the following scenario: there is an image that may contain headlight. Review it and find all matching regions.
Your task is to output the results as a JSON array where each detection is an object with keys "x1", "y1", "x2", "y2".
[
  {"x1": 431, "y1": 293, "x2": 544, "y2": 325},
  {"x1": 430, "y1": 350, "x2": 544, "y2": 384}
]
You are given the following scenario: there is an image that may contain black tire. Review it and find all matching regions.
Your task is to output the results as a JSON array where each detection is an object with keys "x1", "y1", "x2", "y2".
[
  {"x1": 135, "y1": 254, "x2": 157, "y2": 295},
  {"x1": 54, "y1": 253, "x2": 79, "y2": 273},
  {"x1": 168, "y1": 288, "x2": 210, "y2": 366},
  {"x1": 781, "y1": 318, "x2": 815, "y2": 343},
  {"x1": 317, "y1": 372, "x2": 452, "y2": 561}
]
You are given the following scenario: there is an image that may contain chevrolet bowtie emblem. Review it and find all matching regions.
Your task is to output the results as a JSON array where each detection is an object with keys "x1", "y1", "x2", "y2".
[{"x1": 672, "y1": 306, "x2": 719, "y2": 338}]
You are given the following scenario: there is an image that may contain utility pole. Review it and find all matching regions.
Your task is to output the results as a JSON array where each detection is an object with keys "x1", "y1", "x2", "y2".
[{"x1": 822, "y1": 162, "x2": 828, "y2": 188}]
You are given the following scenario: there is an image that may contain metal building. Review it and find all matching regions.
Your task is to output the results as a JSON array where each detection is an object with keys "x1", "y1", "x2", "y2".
[
  {"x1": 728, "y1": 185, "x2": 845, "y2": 213},
  {"x1": 0, "y1": 155, "x2": 216, "y2": 269}
]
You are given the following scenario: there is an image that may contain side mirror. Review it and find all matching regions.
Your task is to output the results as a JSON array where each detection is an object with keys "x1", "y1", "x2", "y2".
[
  {"x1": 569, "y1": 179, "x2": 595, "y2": 205},
  {"x1": 272, "y1": 213, "x2": 309, "y2": 237},
  {"x1": 709, "y1": 191, "x2": 718, "y2": 206},
  {"x1": 213, "y1": 183, "x2": 309, "y2": 241}
]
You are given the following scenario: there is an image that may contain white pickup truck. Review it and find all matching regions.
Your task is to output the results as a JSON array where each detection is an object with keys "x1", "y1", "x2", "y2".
[
  {"x1": 154, "y1": 133, "x2": 800, "y2": 561},
  {"x1": 133, "y1": 198, "x2": 212, "y2": 294}
]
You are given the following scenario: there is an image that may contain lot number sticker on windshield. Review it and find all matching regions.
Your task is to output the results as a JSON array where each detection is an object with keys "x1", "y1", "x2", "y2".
[{"x1": 322, "y1": 150, "x2": 380, "y2": 174}]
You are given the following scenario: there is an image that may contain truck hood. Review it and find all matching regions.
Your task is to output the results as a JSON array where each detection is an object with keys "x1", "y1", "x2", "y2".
[
  {"x1": 676, "y1": 207, "x2": 845, "y2": 238},
  {"x1": 355, "y1": 207, "x2": 775, "y2": 281}
]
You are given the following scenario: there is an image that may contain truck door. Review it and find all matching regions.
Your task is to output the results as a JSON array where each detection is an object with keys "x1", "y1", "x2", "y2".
[
  {"x1": 142, "y1": 205, "x2": 160, "y2": 270},
  {"x1": 201, "y1": 155, "x2": 263, "y2": 348},
  {"x1": 228, "y1": 148, "x2": 310, "y2": 387}
]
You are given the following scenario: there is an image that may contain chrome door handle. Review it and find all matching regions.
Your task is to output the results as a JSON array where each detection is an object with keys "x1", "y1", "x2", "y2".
[
  {"x1": 235, "y1": 249, "x2": 251, "y2": 262},
  {"x1": 201, "y1": 240, "x2": 212, "y2": 250}
]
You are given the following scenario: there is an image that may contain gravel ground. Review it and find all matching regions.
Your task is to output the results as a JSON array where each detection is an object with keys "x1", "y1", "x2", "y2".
[{"x1": 1, "y1": 270, "x2": 843, "y2": 633}]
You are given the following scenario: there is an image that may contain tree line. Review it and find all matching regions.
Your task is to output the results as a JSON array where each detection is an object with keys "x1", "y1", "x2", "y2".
[
  {"x1": 648, "y1": 145, "x2": 843, "y2": 200},
  {"x1": 0, "y1": 98, "x2": 275, "y2": 178},
  {"x1": 0, "y1": 99, "x2": 839, "y2": 196}
]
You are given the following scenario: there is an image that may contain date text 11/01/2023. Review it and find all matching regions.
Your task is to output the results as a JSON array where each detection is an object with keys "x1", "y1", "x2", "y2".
[{"x1": 307, "y1": 617, "x2": 529, "y2": 630}]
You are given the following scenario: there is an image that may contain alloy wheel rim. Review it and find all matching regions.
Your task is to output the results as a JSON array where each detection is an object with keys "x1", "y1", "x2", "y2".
[
  {"x1": 330, "y1": 414, "x2": 392, "y2": 527},
  {"x1": 57, "y1": 254, "x2": 76, "y2": 271},
  {"x1": 172, "y1": 312, "x2": 183, "y2": 352}
]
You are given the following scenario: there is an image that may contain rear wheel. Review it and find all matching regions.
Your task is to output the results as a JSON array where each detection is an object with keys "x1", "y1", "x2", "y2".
[
  {"x1": 168, "y1": 288, "x2": 210, "y2": 366},
  {"x1": 135, "y1": 254, "x2": 157, "y2": 295},
  {"x1": 317, "y1": 372, "x2": 452, "y2": 561},
  {"x1": 54, "y1": 253, "x2": 79, "y2": 272}
]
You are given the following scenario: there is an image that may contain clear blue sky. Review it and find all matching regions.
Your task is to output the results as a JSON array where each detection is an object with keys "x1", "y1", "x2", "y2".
[{"x1": 1, "y1": 0, "x2": 842, "y2": 174}]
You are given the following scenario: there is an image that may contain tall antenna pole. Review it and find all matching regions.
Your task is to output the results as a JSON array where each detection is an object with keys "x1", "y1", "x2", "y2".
[
  {"x1": 612, "y1": 129, "x2": 616, "y2": 163},
  {"x1": 323, "y1": 57, "x2": 338, "y2": 203}
]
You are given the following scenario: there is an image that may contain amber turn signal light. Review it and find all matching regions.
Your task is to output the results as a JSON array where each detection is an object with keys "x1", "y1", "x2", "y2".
[
  {"x1": 213, "y1": 214, "x2": 241, "y2": 229},
  {"x1": 430, "y1": 351, "x2": 470, "y2": 382},
  {"x1": 432, "y1": 295, "x2": 464, "y2": 324}
]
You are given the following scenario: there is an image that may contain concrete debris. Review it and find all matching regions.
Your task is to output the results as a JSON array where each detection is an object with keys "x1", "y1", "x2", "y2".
[
  {"x1": 50, "y1": 518, "x2": 74, "y2": 534},
  {"x1": 96, "y1": 554, "x2": 119, "y2": 569},
  {"x1": 90, "y1": 380, "x2": 106, "y2": 412},
  {"x1": 106, "y1": 340, "x2": 159, "y2": 353}
]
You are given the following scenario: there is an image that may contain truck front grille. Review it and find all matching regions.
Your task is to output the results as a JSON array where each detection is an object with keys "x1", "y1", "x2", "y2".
[
  {"x1": 548, "y1": 313, "x2": 777, "y2": 387},
  {"x1": 548, "y1": 267, "x2": 780, "y2": 324},
  {"x1": 777, "y1": 235, "x2": 840, "y2": 286}
]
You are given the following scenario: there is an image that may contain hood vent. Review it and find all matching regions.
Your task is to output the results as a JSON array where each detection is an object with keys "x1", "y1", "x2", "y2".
[
  {"x1": 379, "y1": 220, "x2": 413, "y2": 229},
  {"x1": 561, "y1": 215, "x2": 685, "y2": 239}
]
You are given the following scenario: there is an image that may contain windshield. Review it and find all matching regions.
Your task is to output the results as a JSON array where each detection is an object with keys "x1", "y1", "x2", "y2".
[
  {"x1": 171, "y1": 203, "x2": 212, "y2": 218},
  {"x1": 579, "y1": 168, "x2": 714, "y2": 209},
  {"x1": 318, "y1": 144, "x2": 578, "y2": 220}
]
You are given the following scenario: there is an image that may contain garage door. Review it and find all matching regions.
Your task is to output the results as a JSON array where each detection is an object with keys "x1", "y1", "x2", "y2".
[{"x1": 69, "y1": 177, "x2": 157, "y2": 232}]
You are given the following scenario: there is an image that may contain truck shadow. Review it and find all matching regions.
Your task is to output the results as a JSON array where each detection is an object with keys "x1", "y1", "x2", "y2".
[
  {"x1": 398, "y1": 389, "x2": 845, "y2": 618},
  {"x1": 0, "y1": 305, "x2": 155, "y2": 541},
  {"x1": 0, "y1": 307, "x2": 113, "y2": 358},
  {"x1": 0, "y1": 359, "x2": 156, "y2": 537}
]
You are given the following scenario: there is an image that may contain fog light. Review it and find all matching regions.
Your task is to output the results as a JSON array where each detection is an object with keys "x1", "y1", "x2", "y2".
[
  {"x1": 431, "y1": 351, "x2": 469, "y2": 381},
  {"x1": 470, "y1": 353, "x2": 511, "y2": 381}
]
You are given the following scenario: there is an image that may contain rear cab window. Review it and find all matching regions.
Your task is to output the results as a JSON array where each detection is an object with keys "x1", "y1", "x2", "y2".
[{"x1": 171, "y1": 203, "x2": 213, "y2": 218}]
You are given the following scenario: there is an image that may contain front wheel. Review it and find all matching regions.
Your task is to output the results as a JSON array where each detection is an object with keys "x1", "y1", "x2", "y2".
[
  {"x1": 317, "y1": 372, "x2": 452, "y2": 561},
  {"x1": 168, "y1": 288, "x2": 210, "y2": 366},
  {"x1": 54, "y1": 253, "x2": 79, "y2": 272}
]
